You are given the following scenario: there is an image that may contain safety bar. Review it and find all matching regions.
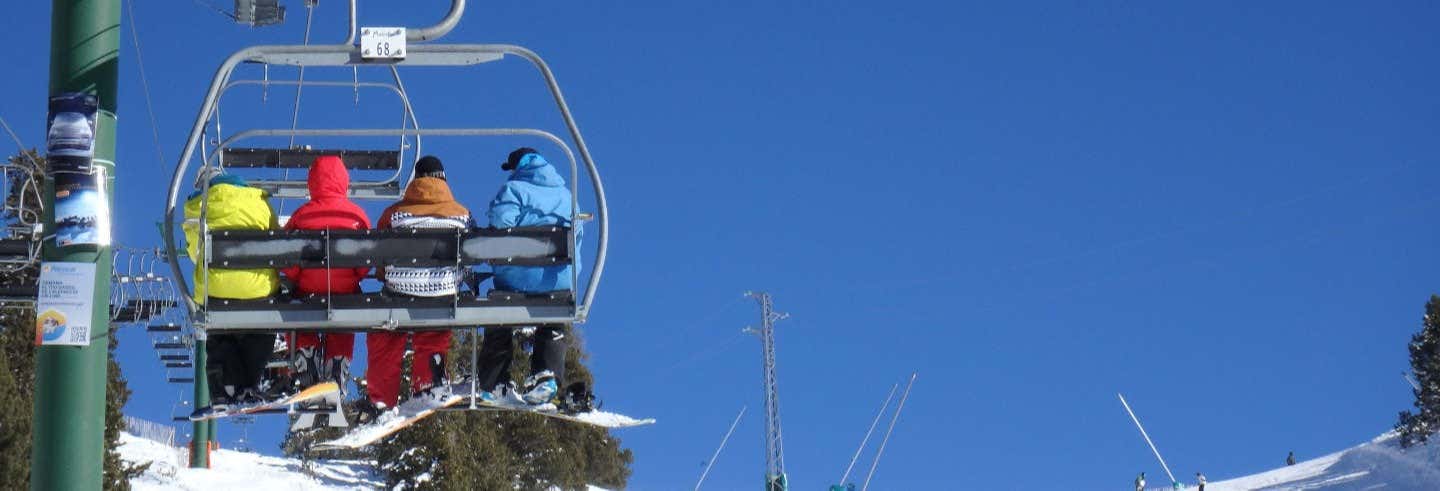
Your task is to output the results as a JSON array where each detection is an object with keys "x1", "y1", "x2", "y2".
[{"x1": 165, "y1": 43, "x2": 609, "y2": 323}]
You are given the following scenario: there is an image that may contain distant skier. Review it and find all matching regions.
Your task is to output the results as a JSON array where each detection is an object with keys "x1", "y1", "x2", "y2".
[
  {"x1": 475, "y1": 147, "x2": 575, "y2": 406},
  {"x1": 1286, "y1": 451, "x2": 1296, "y2": 466},
  {"x1": 1196, "y1": 472, "x2": 1206, "y2": 491},
  {"x1": 360, "y1": 156, "x2": 472, "y2": 421},
  {"x1": 282, "y1": 155, "x2": 372, "y2": 395},
  {"x1": 1135, "y1": 472, "x2": 1146, "y2": 491},
  {"x1": 183, "y1": 170, "x2": 281, "y2": 415}
]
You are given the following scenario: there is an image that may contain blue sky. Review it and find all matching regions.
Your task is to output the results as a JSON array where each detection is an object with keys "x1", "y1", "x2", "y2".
[{"x1": 3, "y1": 1, "x2": 1438, "y2": 489}]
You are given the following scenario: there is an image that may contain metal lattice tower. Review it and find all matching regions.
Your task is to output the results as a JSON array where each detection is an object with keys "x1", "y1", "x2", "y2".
[{"x1": 744, "y1": 291, "x2": 789, "y2": 491}]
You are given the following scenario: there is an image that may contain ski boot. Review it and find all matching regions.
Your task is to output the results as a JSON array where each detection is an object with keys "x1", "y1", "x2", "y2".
[
  {"x1": 325, "y1": 356, "x2": 351, "y2": 397},
  {"x1": 406, "y1": 353, "x2": 450, "y2": 402},
  {"x1": 291, "y1": 346, "x2": 320, "y2": 390},
  {"x1": 559, "y1": 381, "x2": 596, "y2": 414},
  {"x1": 353, "y1": 399, "x2": 388, "y2": 425},
  {"x1": 521, "y1": 371, "x2": 559, "y2": 405},
  {"x1": 478, "y1": 381, "x2": 518, "y2": 405}
]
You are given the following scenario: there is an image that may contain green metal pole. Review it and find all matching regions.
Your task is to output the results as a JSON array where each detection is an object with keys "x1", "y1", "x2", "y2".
[
  {"x1": 190, "y1": 339, "x2": 209, "y2": 467},
  {"x1": 32, "y1": 0, "x2": 120, "y2": 489}
]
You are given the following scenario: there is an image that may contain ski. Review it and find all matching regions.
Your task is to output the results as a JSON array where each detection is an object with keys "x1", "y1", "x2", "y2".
[
  {"x1": 312, "y1": 389, "x2": 467, "y2": 450},
  {"x1": 189, "y1": 381, "x2": 341, "y2": 422},
  {"x1": 311, "y1": 382, "x2": 654, "y2": 449},
  {"x1": 453, "y1": 399, "x2": 656, "y2": 429}
]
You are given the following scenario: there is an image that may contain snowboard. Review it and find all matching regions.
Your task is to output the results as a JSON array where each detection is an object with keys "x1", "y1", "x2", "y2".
[
  {"x1": 290, "y1": 388, "x2": 350, "y2": 430},
  {"x1": 459, "y1": 397, "x2": 656, "y2": 429},
  {"x1": 189, "y1": 381, "x2": 341, "y2": 422},
  {"x1": 312, "y1": 390, "x2": 466, "y2": 450},
  {"x1": 313, "y1": 382, "x2": 654, "y2": 449}
]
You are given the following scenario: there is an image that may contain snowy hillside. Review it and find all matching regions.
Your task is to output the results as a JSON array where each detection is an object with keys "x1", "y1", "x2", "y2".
[
  {"x1": 118, "y1": 429, "x2": 1440, "y2": 490},
  {"x1": 118, "y1": 432, "x2": 381, "y2": 490},
  {"x1": 118, "y1": 431, "x2": 613, "y2": 490},
  {"x1": 1201, "y1": 432, "x2": 1440, "y2": 491}
]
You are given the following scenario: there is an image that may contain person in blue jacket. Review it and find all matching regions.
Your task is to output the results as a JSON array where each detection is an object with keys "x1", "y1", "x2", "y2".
[{"x1": 476, "y1": 147, "x2": 575, "y2": 405}]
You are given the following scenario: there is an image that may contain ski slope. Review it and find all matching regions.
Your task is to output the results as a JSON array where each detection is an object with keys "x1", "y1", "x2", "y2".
[
  {"x1": 1203, "y1": 432, "x2": 1440, "y2": 491},
  {"x1": 119, "y1": 432, "x2": 381, "y2": 490},
  {"x1": 118, "y1": 431, "x2": 614, "y2": 490},
  {"x1": 119, "y1": 429, "x2": 1440, "y2": 489}
]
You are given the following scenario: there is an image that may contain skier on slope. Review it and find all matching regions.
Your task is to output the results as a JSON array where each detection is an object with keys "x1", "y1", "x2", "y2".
[
  {"x1": 1287, "y1": 451, "x2": 1296, "y2": 466},
  {"x1": 475, "y1": 147, "x2": 576, "y2": 406},
  {"x1": 183, "y1": 170, "x2": 281, "y2": 416},
  {"x1": 358, "y1": 156, "x2": 473, "y2": 422},
  {"x1": 1134, "y1": 472, "x2": 1146, "y2": 491},
  {"x1": 1196, "y1": 472, "x2": 1206, "y2": 491},
  {"x1": 281, "y1": 155, "x2": 372, "y2": 395}
]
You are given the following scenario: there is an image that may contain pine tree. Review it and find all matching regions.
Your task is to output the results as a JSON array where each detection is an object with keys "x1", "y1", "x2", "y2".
[
  {"x1": 376, "y1": 327, "x2": 633, "y2": 490},
  {"x1": 0, "y1": 150, "x2": 142, "y2": 487},
  {"x1": 1396, "y1": 295, "x2": 1440, "y2": 447},
  {"x1": 104, "y1": 329, "x2": 148, "y2": 490},
  {"x1": 0, "y1": 150, "x2": 44, "y2": 484}
]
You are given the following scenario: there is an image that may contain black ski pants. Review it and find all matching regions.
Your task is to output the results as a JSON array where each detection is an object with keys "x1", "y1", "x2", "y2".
[
  {"x1": 206, "y1": 333, "x2": 274, "y2": 399},
  {"x1": 475, "y1": 324, "x2": 568, "y2": 392}
]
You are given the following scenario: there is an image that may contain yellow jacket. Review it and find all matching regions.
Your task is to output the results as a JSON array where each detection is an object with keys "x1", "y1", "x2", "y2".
[{"x1": 183, "y1": 181, "x2": 280, "y2": 300}]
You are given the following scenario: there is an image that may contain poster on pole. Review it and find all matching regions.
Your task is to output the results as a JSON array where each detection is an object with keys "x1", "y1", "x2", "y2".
[
  {"x1": 46, "y1": 93, "x2": 98, "y2": 161},
  {"x1": 34, "y1": 262, "x2": 97, "y2": 346},
  {"x1": 53, "y1": 166, "x2": 111, "y2": 247}
]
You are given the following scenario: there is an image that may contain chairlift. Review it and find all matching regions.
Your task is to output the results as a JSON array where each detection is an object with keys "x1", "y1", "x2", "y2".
[
  {"x1": 0, "y1": 156, "x2": 43, "y2": 273},
  {"x1": 162, "y1": 0, "x2": 609, "y2": 333}
]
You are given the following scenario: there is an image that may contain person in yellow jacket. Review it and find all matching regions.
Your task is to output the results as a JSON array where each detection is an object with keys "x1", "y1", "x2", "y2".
[{"x1": 183, "y1": 171, "x2": 281, "y2": 415}]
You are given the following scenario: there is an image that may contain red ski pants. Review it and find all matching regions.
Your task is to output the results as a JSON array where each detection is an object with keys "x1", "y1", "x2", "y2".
[
  {"x1": 288, "y1": 332, "x2": 354, "y2": 361},
  {"x1": 366, "y1": 330, "x2": 451, "y2": 407}
]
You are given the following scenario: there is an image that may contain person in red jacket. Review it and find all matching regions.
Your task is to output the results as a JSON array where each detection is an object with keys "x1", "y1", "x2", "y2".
[
  {"x1": 359, "y1": 156, "x2": 472, "y2": 420},
  {"x1": 281, "y1": 155, "x2": 372, "y2": 394}
]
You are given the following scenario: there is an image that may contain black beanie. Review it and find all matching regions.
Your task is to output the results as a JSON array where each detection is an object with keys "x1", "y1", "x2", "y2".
[
  {"x1": 503, "y1": 147, "x2": 538, "y2": 171},
  {"x1": 415, "y1": 155, "x2": 445, "y2": 180}
]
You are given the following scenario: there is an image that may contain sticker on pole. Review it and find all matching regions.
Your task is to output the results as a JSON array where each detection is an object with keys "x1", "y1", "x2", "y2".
[
  {"x1": 360, "y1": 27, "x2": 406, "y2": 60},
  {"x1": 34, "y1": 262, "x2": 97, "y2": 346}
]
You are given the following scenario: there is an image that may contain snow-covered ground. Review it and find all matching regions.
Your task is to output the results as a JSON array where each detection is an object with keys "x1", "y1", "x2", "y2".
[
  {"x1": 119, "y1": 432, "x2": 380, "y2": 490},
  {"x1": 120, "y1": 429, "x2": 1439, "y2": 490},
  {"x1": 119, "y1": 430, "x2": 612, "y2": 490},
  {"x1": 1205, "y1": 432, "x2": 1440, "y2": 491}
]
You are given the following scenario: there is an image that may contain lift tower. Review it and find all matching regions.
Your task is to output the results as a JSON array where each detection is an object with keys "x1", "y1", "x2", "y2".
[
  {"x1": 744, "y1": 291, "x2": 789, "y2": 490},
  {"x1": 34, "y1": 0, "x2": 119, "y2": 488}
]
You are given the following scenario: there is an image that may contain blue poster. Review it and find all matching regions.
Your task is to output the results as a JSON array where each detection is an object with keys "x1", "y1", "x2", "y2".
[{"x1": 53, "y1": 167, "x2": 111, "y2": 247}]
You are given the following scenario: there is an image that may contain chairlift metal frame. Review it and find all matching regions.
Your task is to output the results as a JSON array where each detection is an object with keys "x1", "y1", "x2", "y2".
[
  {"x1": 205, "y1": 77, "x2": 424, "y2": 200},
  {"x1": 163, "y1": 43, "x2": 610, "y2": 333}
]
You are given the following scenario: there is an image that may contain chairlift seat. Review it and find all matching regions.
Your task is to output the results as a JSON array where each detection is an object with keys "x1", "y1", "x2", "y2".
[
  {"x1": 204, "y1": 290, "x2": 574, "y2": 331},
  {"x1": 0, "y1": 284, "x2": 37, "y2": 303},
  {"x1": 0, "y1": 238, "x2": 32, "y2": 257}
]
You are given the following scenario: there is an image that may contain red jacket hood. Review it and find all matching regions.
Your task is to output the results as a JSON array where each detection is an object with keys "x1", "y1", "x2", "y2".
[{"x1": 308, "y1": 155, "x2": 350, "y2": 199}]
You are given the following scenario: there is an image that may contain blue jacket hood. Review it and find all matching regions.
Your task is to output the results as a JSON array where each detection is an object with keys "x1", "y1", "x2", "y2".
[{"x1": 508, "y1": 154, "x2": 565, "y2": 188}]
